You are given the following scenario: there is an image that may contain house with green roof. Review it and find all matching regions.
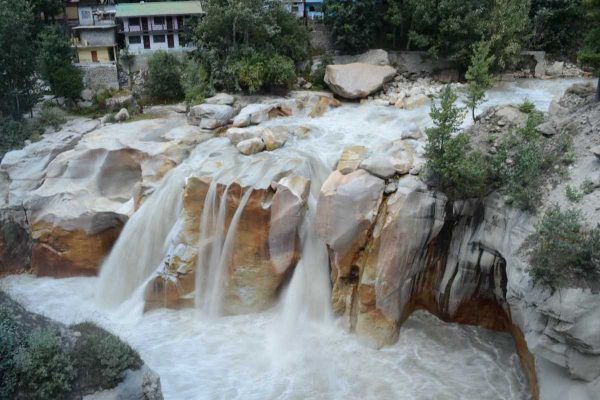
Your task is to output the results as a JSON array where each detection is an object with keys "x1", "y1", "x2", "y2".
[{"x1": 115, "y1": 1, "x2": 204, "y2": 54}]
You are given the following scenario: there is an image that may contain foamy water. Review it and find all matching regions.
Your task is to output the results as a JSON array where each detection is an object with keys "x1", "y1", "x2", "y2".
[
  {"x1": 0, "y1": 275, "x2": 529, "y2": 400},
  {"x1": 2, "y1": 78, "x2": 584, "y2": 400}
]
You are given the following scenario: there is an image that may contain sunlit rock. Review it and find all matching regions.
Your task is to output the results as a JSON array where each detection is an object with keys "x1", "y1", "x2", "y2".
[
  {"x1": 324, "y1": 63, "x2": 397, "y2": 99},
  {"x1": 237, "y1": 137, "x2": 265, "y2": 155}
]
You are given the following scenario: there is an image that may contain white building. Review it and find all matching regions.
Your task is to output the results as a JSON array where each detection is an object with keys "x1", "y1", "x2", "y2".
[{"x1": 115, "y1": 1, "x2": 204, "y2": 54}]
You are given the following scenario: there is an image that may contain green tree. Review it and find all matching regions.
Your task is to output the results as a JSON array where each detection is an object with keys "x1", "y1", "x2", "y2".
[
  {"x1": 323, "y1": 0, "x2": 380, "y2": 53},
  {"x1": 578, "y1": 0, "x2": 600, "y2": 101},
  {"x1": 145, "y1": 51, "x2": 184, "y2": 101},
  {"x1": 465, "y1": 41, "x2": 495, "y2": 120},
  {"x1": 530, "y1": 0, "x2": 587, "y2": 57},
  {"x1": 383, "y1": 0, "x2": 410, "y2": 49},
  {"x1": 50, "y1": 65, "x2": 84, "y2": 101},
  {"x1": 405, "y1": 0, "x2": 530, "y2": 70},
  {"x1": 0, "y1": 0, "x2": 40, "y2": 118},
  {"x1": 194, "y1": 0, "x2": 309, "y2": 92},
  {"x1": 424, "y1": 86, "x2": 488, "y2": 199}
]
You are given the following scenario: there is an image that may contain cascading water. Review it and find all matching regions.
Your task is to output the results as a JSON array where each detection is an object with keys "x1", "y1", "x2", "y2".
[
  {"x1": 96, "y1": 169, "x2": 186, "y2": 306},
  {"x1": 195, "y1": 183, "x2": 254, "y2": 316}
]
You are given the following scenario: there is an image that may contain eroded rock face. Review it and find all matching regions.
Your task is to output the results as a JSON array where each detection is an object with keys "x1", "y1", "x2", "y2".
[
  {"x1": 144, "y1": 174, "x2": 310, "y2": 314},
  {"x1": 0, "y1": 207, "x2": 31, "y2": 275},
  {"x1": 324, "y1": 63, "x2": 397, "y2": 99},
  {"x1": 0, "y1": 117, "x2": 207, "y2": 277}
]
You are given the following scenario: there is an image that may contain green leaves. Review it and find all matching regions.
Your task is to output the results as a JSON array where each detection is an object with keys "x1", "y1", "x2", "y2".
[
  {"x1": 323, "y1": 0, "x2": 380, "y2": 53},
  {"x1": 465, "y1": 41, "x2": 495, "y2": 119},
  {"x1": 527, "y1": 206, "x2": 600, "y2": 289},
  {"x1": 146, "y1": 51, "x2": 184, "y2": 102}
]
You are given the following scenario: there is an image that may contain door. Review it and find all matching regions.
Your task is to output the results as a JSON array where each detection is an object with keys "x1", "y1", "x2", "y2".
[
  {"x1": 167, "y1": 34, "x2": 174, "y2": 48},
  {"x1": 91, "y1": 50, "x2": 98, "y2": 63},
  {"x1": 141, "y1": 17, "x2": 148, "y2": 31},
  {"x1": 166, "y1": 16, "x2": 173, "y2": 30},
  {"x1": 143, "y1": 35, "x2": 150, "y2": 49}
]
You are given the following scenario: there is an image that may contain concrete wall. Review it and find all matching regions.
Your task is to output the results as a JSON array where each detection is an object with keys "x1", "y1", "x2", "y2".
[
  {"x1": 122, "y1": 51, "x2": 190, "y2": 73},
  {"x1": 125, "y1": 33, "x2": 183, "y2": 54},
  {"x1": 76, "y1": 63, "x2": 119, "y2": 91},
  {"x1": 80, "y1": 29, "x2": 116, "y2": 47}
]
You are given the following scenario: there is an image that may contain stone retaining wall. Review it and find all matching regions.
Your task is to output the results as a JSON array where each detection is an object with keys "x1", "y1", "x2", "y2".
[{"x1": 76, "y1": 63, "x2": 120, "y2": 91}]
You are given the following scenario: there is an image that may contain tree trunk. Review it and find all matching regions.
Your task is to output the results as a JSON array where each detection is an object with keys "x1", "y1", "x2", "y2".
[{"x1": 596, "y1": 77, "x2": 600, "y2": 102}]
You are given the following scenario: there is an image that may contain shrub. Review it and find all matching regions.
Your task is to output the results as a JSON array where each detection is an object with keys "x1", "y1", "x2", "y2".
[
  {"x1": 424, "y1": 86, "x2": 488, "y2": 199},
  {"x1": 566, "y1": 185, "x2": 584, "y2": 202},
  {"x1": 0, "y1": 119, "x2": 29, "y2": 159},
  {"x1": 490, "y1": 113, "x2": 572, "y2": 210},
  {"x1": 323, "y1": 0, "x2": 380, "y2": 53},
  {"x1": 238, "y1": 53, "x2": 296, "y2": 94},
  {"x1": 13, "y1": 329, "x2": 75, "y2": 399},
  {"x1": 181, "y1": 60, "x2": 211, "y2": 106},
  {"x1": 518, "y1": 99, "x2": 536, "y2": 114},
  {"x1": 527, "y1": 206, "x2": 600, "y2": 289},
  {"x1": 145, "y1": 51, "x2": 184, "y2": 102},
  {"x1": 311, "y1": 52, "x2": 334, "y2": 89},
  {"x1": 39, "y1": 105, "x2": 67, "y2": 129},
  {"x1": 49, "y1": 65, "x2": 84, "y2": 101},
  {"x1": 71, "y1": 322, "x2": 142, "y2": 391},
  {"x1": 0, "y1": 311, "x2": 24, "y2": 399},
  {"x1": 581, "y1": 179, "x2": 595, "y2": 195}
]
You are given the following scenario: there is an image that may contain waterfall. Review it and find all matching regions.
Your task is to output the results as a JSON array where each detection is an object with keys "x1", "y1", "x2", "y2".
[
  {"x1": 278, "y1": 194, "x2": 333, "y2": 333},
  {"x1": 96, "y1": 169, "x2": 185, "y2": 306},
  {"x1": 195, "y1": 184, "x2": 254, "y2": 316}
]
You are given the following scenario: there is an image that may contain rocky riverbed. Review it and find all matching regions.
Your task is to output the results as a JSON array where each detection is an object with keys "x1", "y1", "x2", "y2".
[{"x1": 1, "y1": 76, "x2": 599, "y2": 400}]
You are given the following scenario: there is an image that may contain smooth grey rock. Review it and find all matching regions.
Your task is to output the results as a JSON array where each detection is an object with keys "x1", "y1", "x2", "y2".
[
  {"x1": 592, "y1": 145, "x2": 600, "y2": 160},
  {"x1": 188, "y1": 104, "x2": 234, "y2": 129},
  {"x1": 226, "y1": 127, "x2": 262, "y2": 145},
  {"x1": 115, "y1": 108, "x2": 130, "y2": 122},
  {"x1": 324, "y1": 63, "x2": 397, "y2": 99},
  {"x1": 205, "y1": 93, "x2": 235, "y2": 106},
  {"x1": 83, "y1": 365, "x2": 163, "y2": 400},
  {"x1": 237, "y1": 137, "x2": 265, "y2": 155}
]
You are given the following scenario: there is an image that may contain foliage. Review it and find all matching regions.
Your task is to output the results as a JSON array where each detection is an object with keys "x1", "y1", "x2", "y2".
[
  {"x1": 49, "y1": 65, "x2": 84, "y2": 101},
  {"x1": 37, "y1": 26, "x2": 74, "y2": 83},
  {"x1": 0, "y1": 118, "x2": 37, "y2": 159},
  {"x1": 527, "y1": 206, "x2": 600, "y2": 289},
  {"x1": 565, "y1": 185, "x2": 584, "y2": 203},
  {"x1": 238, "y1": 53, "x2": 296, "y2": 93},
  {"x1": 518, "y1": 99, "x2": 536, "y2": 114},
  {"x1": 145, "y1": 51, "x2": 184, "y2": 102},
  {"x1": 465, "y1": 41, "x2": 495, "y2": 120},
  {"x1": 405, "y1": 0, "x2": 529, "y2": 70},
  {"x1": 323, "y1": 0, "x2": 380, "y2": 53},
  {"x1": 424, "y1": 86, "x2": 488, "y2": 199},
  {"x1": 0, "y1": 311, "x2": 24, "y2": 399},
  {"x1": 311, "y1": 52, "x2": 334, "y2": 89},
  {"x1": 181, "y1": 59, "x2": 211, "y2": 105},
  {"x1": 581, "y1": 179, "x2": 595, "y2": 195},
  {"x1": 489, "y1": 113, "x2": 572, "y2": 210},
  {"x1": 72, "y1": 322, "x2": 142, "y2": 390},
  {"x1": 39, "y1": 105, "x2": 67, "y2": 129},
  {"x1": 13, "y1": 329, "x2": 76, "y2": 399},
  {"x1": 194, "y1": 0, "x2": 309, "y2": 93},
  {"x1": 578, "y1": 0, "x2": 600, "y2": 100},
  {"x1": 119, "y1": 47, "x2": 136, "y2": 89},
  {"x1": 0, "y1": 0, "x2": 40, "y2": 118},
  {"x1": 529, "y1": 0, "x2": 587, "y2": 56}
]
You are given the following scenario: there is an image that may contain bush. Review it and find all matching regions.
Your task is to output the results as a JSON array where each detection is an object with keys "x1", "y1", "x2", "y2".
[
  {"x1": 527, "y1": 206, "x2": 600, "y2": 289},
  {"x1": 424, "y1": 86, "x2": 488, "y2": 199},
  {"x1": 0, "y1": 119, "x2": 29, "y2": 159},
  {"x1": 530, "y1": 0, "x2": 587, "y2": 57},
  {"x1": 566, "y1": 185, "x2": 584, "y2": 202},
  {"x1": 145, "y1": 51, "x2": 184, "y2": 102},
  {"x1": 238, "y1": 53, "x2": 296, "y2": 94},
  {"x1": 311, "y1": 52, "x2": 334, "y2": 89},
  {"x1": 323, "y1": 0, "x2": 380, "y2": 53},
  {"x1": 49, "y1": 65, "x2": 84, "y2": 101},
  {"x1": 71, "y1": 322, "x2": 142, "y2": 391},
  {"x1": 490, "y1": 113, "x2": 571, "y2": 210},
  {"x1": 13, "y1": 329, "x2": 76, "y2": 399},
  {"x1": 0, "y1": 311, "x2": 24, "y2": 399},
  {"x1": 181, "y1": 60, "x2": 211, "y2": 106},
  {"x1": 518, "y1": 99, "x2": 536, "y2": 114},
  {"x1": 39, "y1": 105, "x2": 67, "y2": 129}
]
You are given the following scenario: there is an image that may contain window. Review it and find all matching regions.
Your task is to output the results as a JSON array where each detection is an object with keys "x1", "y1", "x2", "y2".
[
  {"x1": 153, "y1": 35, "x2": 165, "y2": 43},
  {"x1": 128, "y1": 35, "x2": 141, "y2": 44},
  {"x1": 154, "y1": 16, "x2": 164, "y2": 25},
  {"x1": 129, "y1": 17, "x2": 140, "y2": 26},
  {"x1": 80, "y1": 10, "x2": 91, "y2": 20}
]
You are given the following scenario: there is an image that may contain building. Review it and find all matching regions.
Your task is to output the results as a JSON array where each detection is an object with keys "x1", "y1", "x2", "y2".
[
  {"x1": 115, "y1": 1, "x2": 204, "y2": 54},
  {"x1": 72, "y1": 0, "x2": 118, "y2": 64},
  {"x1": 286, "y1": 0, "x2": 324, "y2": 19}
]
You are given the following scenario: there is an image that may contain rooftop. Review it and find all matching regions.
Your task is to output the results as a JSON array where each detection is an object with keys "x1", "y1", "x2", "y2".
[{"x1": 115, "y1": 1, "x2": 204, "y2": 18}]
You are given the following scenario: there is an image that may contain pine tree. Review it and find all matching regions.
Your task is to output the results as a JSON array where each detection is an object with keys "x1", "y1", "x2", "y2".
[
  {"x1": 578, "y1": 0, "x2": 600, "y2": 101},
  {"x1": 465, "y1": 41, "x2": 495, "y2": 120}
]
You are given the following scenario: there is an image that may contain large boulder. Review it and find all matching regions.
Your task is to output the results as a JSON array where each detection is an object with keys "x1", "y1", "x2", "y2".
[
  {"x1": 237, "y1": 137, "x2": 265, "y2": 155},
  {"x1": 232, "y1": 102, "x2": 294, "y2": 127},
  {"x1": 188, "y1": 103, "x2": 235, "y2": 129},
  {"x1": 205, "y1": 93, "x2": 235, "y2": 106},
  {"x1": 324, "y1": 63, "x2": 397, "y2": 99}
]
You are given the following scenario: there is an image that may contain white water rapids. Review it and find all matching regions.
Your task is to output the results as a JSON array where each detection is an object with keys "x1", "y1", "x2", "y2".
[{"x1": 1, "y1": 79, "x2": 589, "y2": 400}]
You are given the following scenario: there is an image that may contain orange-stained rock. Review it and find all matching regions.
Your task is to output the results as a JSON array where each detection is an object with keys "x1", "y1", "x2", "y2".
[
  {"x1": 144, "y1": 174, "x2": 310, "y2": 314},
  {"x1": 30, "y1": 213, "x2": 126, "y2": 277}
]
